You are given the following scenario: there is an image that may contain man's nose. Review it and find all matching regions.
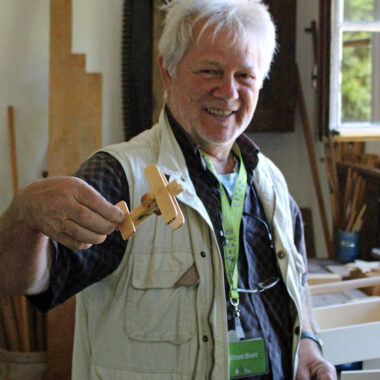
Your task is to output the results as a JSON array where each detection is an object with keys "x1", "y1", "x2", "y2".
[{"x1": 212, "y1": 75, "x2": 239, "y2": 101}]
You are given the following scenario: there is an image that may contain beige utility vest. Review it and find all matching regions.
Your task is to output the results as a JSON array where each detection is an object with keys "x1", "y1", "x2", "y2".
[{"x1": 72, "y1": 110, "x2": 305, "y2": 380}]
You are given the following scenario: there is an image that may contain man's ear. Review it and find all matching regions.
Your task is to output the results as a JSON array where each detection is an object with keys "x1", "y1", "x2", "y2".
[{"x1": 157, "y1": 55, "x2": 171, "y2": 93}]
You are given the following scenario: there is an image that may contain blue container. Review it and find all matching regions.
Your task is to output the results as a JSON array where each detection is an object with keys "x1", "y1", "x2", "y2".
[
  {"x1": 335, "y1": 361, "x2": 362, "y2": 373},
  {"x1": 334, "y1": 230, "x2": 360, "y2": 263}
]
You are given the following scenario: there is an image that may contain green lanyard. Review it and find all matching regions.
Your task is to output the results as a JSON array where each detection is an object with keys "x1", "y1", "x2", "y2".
[{"x1": 200, "y1": 145, "x2": 247, "y2": 315}]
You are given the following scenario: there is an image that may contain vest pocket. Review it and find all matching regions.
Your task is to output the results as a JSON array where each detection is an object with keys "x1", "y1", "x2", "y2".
[{"x1": 125, "y1": 253, "x2": 198, "y2": 344}]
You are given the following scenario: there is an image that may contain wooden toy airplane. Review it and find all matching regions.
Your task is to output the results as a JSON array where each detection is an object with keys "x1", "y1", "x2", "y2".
[{"x1": 115, "y1": 163, "x2": 185, "y2": 240}]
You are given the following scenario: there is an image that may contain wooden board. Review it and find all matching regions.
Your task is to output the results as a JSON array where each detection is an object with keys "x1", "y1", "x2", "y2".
[
  {"x1": 341, "y1": 371, "x2": 380, "y2": 380},
  {"x1": 314, "y1": 298, "x2": 380, "y2": 365},
  {"x1": 144, "y1": 164, "x2": 177, "y2": 224},
  {"x1": 326, "y1": 264, "x2": 351, "y2": 278},
  {"x1": 337, "y1": 162, "x2": 380, "y2": 260},
  {"x1": 47, "y1": 0, "x2": 102, "y2": 379},
  {"x1": 247, "y1": 0, "x2": 297, "y2": 132},
  {"x1": 49, "y1": 0, "x2": 102, "y2": 177},
  {"x1": 307, "y1": 273, "x2": 342, "y2": 286},
  {"x1": 47, "y1": 299, "x2": 76, "y2": 380}
]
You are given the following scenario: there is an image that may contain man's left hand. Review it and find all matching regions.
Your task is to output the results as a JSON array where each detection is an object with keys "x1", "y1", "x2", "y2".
[{"x1": 296, "y1": 338, "x2": 337, "y2": 380}]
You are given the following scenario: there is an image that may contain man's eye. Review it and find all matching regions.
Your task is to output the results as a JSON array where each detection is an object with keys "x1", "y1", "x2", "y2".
[
  {"x1": 198, "y1": 69, "x2": 218, "y2": 77},
  {"x1": 237, "y1": 73, "x2": 255, "y2": 83}
]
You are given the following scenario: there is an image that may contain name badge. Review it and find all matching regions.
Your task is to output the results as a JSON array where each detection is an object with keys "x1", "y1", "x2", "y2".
[{"x1": 229, "y1": 337, "x2": 268, "y2": 378}]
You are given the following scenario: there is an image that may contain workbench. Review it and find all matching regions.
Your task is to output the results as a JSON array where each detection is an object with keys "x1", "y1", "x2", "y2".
[
  {"x1": 308, "y1": 259, "x2": 380, "y2": 378},
  {"x1": 308, "y1": 258, "x2": 367, "y2": 308}
]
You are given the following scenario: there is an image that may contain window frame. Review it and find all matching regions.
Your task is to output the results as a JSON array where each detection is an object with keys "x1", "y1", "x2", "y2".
[{"x1": 327, "y1": 0, "x2": 380, "y2": 140}]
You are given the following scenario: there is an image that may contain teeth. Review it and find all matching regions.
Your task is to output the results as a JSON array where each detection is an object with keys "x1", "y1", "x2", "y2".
[{"x1": 206, "y1": 108, "x2": 233, "y2": 116}]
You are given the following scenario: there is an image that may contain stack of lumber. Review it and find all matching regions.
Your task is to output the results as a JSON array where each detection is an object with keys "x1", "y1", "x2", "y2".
[
  {"x1": 0, "y1": 106, "x2": 46, "y2": 353},
  {"x1": 346, "y1": 260, "x2": 380, "y2": 296},
  {"x1": 324, "y1": 140, "x2": 367, "y2": 232},
  {"x1": 0, "y1": 296, "x2": 46, "y2": 352}
]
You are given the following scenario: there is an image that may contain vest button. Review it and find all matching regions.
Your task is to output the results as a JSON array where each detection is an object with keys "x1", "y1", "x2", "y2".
[
  {"x1": 277, "y1": 250, "x2": 286, "y2": 259},
  {"x1": 200, "y1": 251, "x2": 206, "y2": 258},
  {"x1": 295, "y1": 326, "x2": 300, "y2": 335},
  {"x1": 202, "y1": 335, "x2": 208, "y2": 343}
]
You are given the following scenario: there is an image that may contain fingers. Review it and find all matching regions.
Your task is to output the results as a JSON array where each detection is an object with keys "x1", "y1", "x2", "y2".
[
  {"x1": 68, "y1": 202, "x2": 120, "y2": 236},
  {"x1": 313, "y1": 361, "x2": 337, "y2": 380},
  {"x1": 58, "y1": 180, "x2": 124, "y2": 247},
  {"x1": 296, "y1": 365, "x2": 311, "y2": 380},
  {"x1": 43, "y1": 211, "x2": 108, "y2": 250},
  {"x1": 297, "y1": 339, "x2": 336, "y2": 380},
  {"x1": 74, "y1": 180, "x2": 125, "y2": 225},
  {"x1": 62, "y1": 219, "x2": 108, "y2": 245},
  {"x1": 15, "y1": 176, "x2": 125, "y2": 250},
  {"x1": 53, "y1": 232, "x2": 93, "y2": 251},
  {"x1": 46, "y1": 216, "x2": 106, "y2": 251}
]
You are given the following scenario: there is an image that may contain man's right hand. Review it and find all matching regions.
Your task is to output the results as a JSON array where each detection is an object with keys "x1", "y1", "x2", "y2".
[
  {"x1": 14, "y1": 176, "x2": 125, "y2": 250},
  {"x1": 0, "y1": 176, "x2": 125, "y2": 295}
]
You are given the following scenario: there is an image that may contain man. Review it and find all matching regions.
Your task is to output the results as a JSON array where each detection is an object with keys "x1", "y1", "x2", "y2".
[{"x1": 0, "y1": 0, "x2": 336, "y2": 379}]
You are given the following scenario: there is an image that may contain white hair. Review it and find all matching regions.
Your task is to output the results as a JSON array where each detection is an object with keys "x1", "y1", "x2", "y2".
[{"x1": 158, "y1": 0, "x2": 277, "y2": 86}]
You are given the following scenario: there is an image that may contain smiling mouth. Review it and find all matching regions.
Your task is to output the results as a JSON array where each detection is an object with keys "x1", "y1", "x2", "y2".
[{"x1": 205, "y1": 107, "x2": 234, "y2": 117}]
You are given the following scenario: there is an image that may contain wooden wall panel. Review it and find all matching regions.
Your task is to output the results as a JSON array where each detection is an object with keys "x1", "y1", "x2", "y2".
[
  {"x1": 48, "y1": 0, "x2": 102, "y2": 379},
  {"x1": 247, "y1": 0, "x2": 297, "y2": 133},
  {"x1": 49, "y1": 0, "x2": 102, "y2": 177}
]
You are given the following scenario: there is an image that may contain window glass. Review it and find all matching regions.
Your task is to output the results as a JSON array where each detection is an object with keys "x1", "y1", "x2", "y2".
[
  {"x1": 331, "y1": 0, "x2": 380, "y2": 133},
  {"x1": 341, "y1": 31, "x2": 372, "y2": 123},
  {"x1": 344, "y1": 0, "x2": 378, "y2": 22}
]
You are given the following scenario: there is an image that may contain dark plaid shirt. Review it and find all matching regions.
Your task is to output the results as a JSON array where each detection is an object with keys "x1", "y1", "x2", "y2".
[{"x1": 30, "y1": 111, "x2": 307, "y2": 380}]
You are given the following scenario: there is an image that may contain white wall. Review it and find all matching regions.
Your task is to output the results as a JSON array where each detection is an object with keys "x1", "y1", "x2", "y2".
[
  {"x1": 72, "y1": 0, "x2": 123, "y2": 146},
  {"x1": 0, "y1": 0, "x2": 49, "y2": 209},
  {"x1": 0, "y1": 0, "x2": 331, "y2": 257}
]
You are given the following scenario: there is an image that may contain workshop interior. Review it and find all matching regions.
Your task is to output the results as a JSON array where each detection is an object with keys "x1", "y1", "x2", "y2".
[{"x1": 1, "y1": 0, "x2": 380, "y2": 379}]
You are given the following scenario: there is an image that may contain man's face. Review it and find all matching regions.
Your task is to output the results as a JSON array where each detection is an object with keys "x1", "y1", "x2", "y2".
[{"x1": 160, "y1": 25, "x2": 262, "y2": 152}]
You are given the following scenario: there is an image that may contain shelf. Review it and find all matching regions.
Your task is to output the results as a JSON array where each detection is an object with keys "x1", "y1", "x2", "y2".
[{"x1": 336, "y1": 161, "x2": 380, "y2": 180}]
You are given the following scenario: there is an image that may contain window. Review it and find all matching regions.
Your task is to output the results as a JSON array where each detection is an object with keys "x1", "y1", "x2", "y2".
[{"x1": 330, "y1": 0, "x2": 380, "y2": 138}]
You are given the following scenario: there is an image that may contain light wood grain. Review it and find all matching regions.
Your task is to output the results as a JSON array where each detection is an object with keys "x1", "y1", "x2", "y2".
[
  {"x1": 310, "y1": 276, "x2": 380, "y2": 295},
  {"x1": 47, "y1": 0, "x2": 102, "y2": 378}
]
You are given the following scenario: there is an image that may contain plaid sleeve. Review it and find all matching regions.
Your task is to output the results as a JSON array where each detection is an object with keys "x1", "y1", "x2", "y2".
[{"x1": 28, "y1": 152, "x2": 129, "y2": 312}]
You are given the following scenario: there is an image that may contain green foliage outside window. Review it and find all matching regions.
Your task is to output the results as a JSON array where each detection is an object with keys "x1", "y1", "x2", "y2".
[
  {"x1": 344, "y1": 0, "x2": 375, "y2": 22},
  {"x1": 341, "y1": 0, "x2": 375, "y2": 123},
  {"x1": 341, "y1": 31, "x2": 372, "y2": 122}
]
